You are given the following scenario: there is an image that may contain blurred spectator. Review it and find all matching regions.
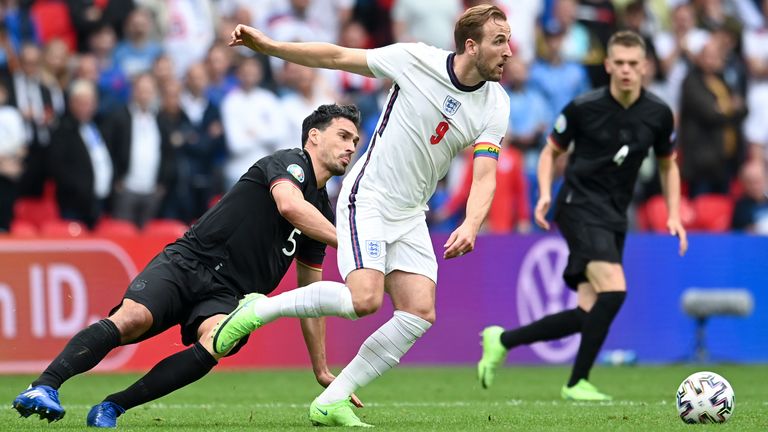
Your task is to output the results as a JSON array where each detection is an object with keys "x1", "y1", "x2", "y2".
[
  {"x1": 0, "y1": 82, "x2": 25, "y2": 231},
  {"x1": 266, "y1": 0, "x2": 335, "y2": 72},
  {"x1": 496, "y1": 0, "x2": 543, "y2": 64},
  {"x1": 731, "y1": 161, "x2": 768, "y2": 233},
  {"x1": 694, "y1": 0, "x2": 743, "y2": 34},
  {"x1": 547, "y1": 0, "x2": 591, "y2": 63},
  {"x1": 351, "y1": 0, "x2": 393, "y2": 47},
  {"x1": 151, "y1": 53, "x2": 175, "y2": 89},
  {"x1": 331, "y1": 20, "x2": 380, "y2": 122},
  {"x1": 105, "y1": 73, "x2": 173, "y2": 227},
  {"x1": 654, "y1": 3, "x2": 710, "y2": 112},
  {"x1": 504, "y1": 56, "x2": 551, "y2": 153},
  {"x1": 0, "y1": 1, "x2": 37, "y2": 65},
  {"x1": 392, "y1": 0, "x2": 462, "y2": 50},
  {"x1": 713, "y1": 26, "x2": 748, "y2": 97},
  {"x1": 278, "y1": 61, "x2": 337, "y2": 148},
  {"x1": 178, "y1": 62, "x2": 225, "y2": 220},
  {"x1": 67, "y1": 0, "x2": 135, "y2": 51},
  {"x1": 48, "y1": 79, "x2": 113, "y2": 229},
  {"x1": 743, "y1": 0, "x2": 768, "y2": 171},
  {"x1": 438, "y1": 142, "x2": 531, "y2": 234},
  {"x1": 221, "y1": 56, "x2": 287, "y2": 189},
  {"x1": 156, "y1": 78, "x2": 194, "y2": 221},
  {"x1": 216, "y1": 0, "x2": 280, "y2": 30},
  {"x1": 29, "y1": 0, "x2": 77, "y2": 52},
  {"x1": 679, "y1": 37, "x2": 747, "y2": 197},
  {"x1": 205, "y1": 45, "x2": 238, "y2": 108},
  {"x1": 11, "y1": 42, "x2": 57, "y2": 197},
  {"x1": 86, "y1": 24, "x2": 130, "y2": 113},
  {"x1": 41, "y1": 38, "x2": 69, "y2": 115},
  {"x1": 573, "y1": 0, "x2": 617, "y2": 87},
  {"x1": 162, "y1": 0, "x2": 216, "y2": 78},
  {"x1": 112, "y1": 8, "x2": 162, "y2": 78},
  {"x1": 529, "y1": 24, "x2": 590, "y2": 118}
]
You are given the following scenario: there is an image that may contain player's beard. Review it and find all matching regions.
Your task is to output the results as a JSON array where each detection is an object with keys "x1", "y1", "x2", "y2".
[
  {"x1": 325, "y1": 153, "x2": 347, "y2": 176},
  {"x1": 475, "y1": 50, "x2": 501, "y2": 82}
]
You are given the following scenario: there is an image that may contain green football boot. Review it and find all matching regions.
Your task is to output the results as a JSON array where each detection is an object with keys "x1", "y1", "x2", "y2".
[
  {"x1": 211, "y1": 293, "x2": 266, "y2": 354},
  {"x1": 561, "y1": 379, "x2": 613, "y2": 401},
  {"x1": 309, "y1": 398, "x2": 372, "y2": 427},
  {"x1": 477, "y1": 325, "x2": 508, "y2": 389}
]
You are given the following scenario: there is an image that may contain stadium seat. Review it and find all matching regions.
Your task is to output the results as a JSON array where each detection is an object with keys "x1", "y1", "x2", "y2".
[
  {"x1": 692, "y1": 194, "x2": 734, "y2": 232},
  {"x1": 639, "y1": 195, "x2": 695, "y2": 233},
  {"x1": 39, "y1": 220, "x2": 89, "y2": 238},
  {"x1": 94, "y1": 219, "x2": 140, "y2": 237},
  {"x1": 143, "y1": 219, "x2": 188, "y2": 238},
  {"x1": 9, "y1": 220, "x2": 38, "y2": 238}
]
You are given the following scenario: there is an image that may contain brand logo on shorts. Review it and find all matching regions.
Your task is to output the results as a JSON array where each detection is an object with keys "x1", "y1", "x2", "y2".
[
  {"x1": 365, "y1": 240, "x2": 382, "y2": 258},
  {"x1": 443, "y1": 95, "x2": 461, "y2": 117},
  {"x1": 286, "y1": 164, "x2": 305, "y2": 183}
]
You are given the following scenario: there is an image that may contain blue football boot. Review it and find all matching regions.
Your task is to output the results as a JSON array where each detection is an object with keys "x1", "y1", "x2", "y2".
[
  {"x1": 12, "y1": 385, "x2": 66, "y2": 422},
  {"x1": 86, "y1": 401, "x2": 125, "y2": 428}
]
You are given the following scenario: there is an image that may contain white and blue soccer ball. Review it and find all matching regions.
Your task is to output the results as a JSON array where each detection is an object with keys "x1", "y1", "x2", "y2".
[{"x1": 676, "y1": 371, "x2": 735, "y2": 424}]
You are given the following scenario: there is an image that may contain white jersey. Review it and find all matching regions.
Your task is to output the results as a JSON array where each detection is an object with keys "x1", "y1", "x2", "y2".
[{"x1": 340, "y1": 43, "x2": 510, "y2": 220}]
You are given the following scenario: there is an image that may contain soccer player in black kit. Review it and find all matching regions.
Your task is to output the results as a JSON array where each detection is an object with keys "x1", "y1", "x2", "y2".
[
  {"x1": 478, "y1": 31, "x2": 688, "y2": 400},
  {"x1": 12, "y1": 104, "x2": 361, "y2": 426}
]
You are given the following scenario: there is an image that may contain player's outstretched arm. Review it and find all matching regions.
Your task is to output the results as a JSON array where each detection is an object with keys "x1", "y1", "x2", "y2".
[
  {"x1": 272, "y1": 182, "x2": 337, "y2": 248},
  {"x1": 658, "y1": 155, "x2": 688, "y2": 256},
  {"x1": 534, "y1": 139, "x2": 565, "y2": 230},
  {"x1": 444, "y1": 156, "x2": 497, "y2": 259},
  {"x1": 229, "y1": 24, "x2": 374, "y2": 77}
]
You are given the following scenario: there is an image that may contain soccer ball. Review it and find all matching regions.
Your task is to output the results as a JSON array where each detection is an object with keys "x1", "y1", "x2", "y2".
[{"x1": 676, "y1": 371, "x2": 735, "y2": 424}]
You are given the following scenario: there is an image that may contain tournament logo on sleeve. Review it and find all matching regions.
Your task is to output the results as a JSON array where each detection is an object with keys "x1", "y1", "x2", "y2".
[
  {"x1": 286, "y1": 164, "x2": 305, "y2": 183},
  {"x1": 554, "y1": 114, "x2": 567, "y2": 134},
  {"x1": 443, "y1": 95, "x2": 462, "y2": 117}
]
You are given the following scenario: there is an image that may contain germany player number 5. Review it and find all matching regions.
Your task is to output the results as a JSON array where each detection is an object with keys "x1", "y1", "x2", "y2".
[{"x1": 282, "y1": 228, "x2": 301, "y2": 256}]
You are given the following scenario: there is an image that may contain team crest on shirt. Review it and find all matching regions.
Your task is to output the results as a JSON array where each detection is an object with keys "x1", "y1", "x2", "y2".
[
  {"x1": 286, "y1": 164, "x2": 305, "y2": 183},
  {"x1": 365, "y1": 240, "x2": 382, "y2": 258},
  {"x1": 443, "y1": 95, "x2": 462, "y2": 117}
]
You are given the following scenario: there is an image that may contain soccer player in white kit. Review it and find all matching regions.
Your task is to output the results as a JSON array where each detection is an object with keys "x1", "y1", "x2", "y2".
[{"x1": 212, "y1": 5, "x2": 512, "y2": 426}]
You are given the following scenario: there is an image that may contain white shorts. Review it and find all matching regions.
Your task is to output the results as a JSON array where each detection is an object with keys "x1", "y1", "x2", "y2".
[{"x1": 336, "y1": 197, "x2": 438, "y2": 284}]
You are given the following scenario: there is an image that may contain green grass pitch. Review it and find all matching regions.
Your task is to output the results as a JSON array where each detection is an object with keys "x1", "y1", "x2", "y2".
[{"x1": 2, "y1": 365, "x2": 766, "y2": 431}]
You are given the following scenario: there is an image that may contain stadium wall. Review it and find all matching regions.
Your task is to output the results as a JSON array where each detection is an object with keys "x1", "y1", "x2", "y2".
[{"x1": 0, "y1": 234, "x2": 765, "y2": 373}]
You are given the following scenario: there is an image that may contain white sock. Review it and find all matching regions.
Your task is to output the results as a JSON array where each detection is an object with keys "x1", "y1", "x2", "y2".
[
  {"x1": 316, "y1": 310, "x2": 432, "y2": 405},
  {"x1": 252, "y1": 281, "x2": 358, "y2": 323}
]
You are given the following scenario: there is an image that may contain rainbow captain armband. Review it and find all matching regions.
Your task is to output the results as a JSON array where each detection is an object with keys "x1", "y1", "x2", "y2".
[{"x1": 473, "y1": 143, "x2": 501, "y2": 160}]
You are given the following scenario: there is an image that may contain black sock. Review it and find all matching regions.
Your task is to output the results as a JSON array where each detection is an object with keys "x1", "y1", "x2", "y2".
[
  {"x1": 568, "y1": 291, "x2": 626, "y2": 387},
  {"x1": 32, "y1": 319, "x2": 121, "y2": 389},
  {"x1": 500, "y1": 308, "x2": 587, "y2": 349},
  {"x1": 105, "y1": 342, "x2": 217, "y2": 411}
]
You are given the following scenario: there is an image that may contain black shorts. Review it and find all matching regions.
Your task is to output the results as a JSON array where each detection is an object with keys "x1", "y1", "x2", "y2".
[
  {"x1": 111, "y1": 249, "x2": 249, "y2": 356},
  {"x1": 555, "y1": 211, "x2": 626, "y2": 290}
]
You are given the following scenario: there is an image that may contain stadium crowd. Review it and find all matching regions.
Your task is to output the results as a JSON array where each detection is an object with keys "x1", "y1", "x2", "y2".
[{"x1": 0, "y1": 0, "x2": 766, "y2": 236}]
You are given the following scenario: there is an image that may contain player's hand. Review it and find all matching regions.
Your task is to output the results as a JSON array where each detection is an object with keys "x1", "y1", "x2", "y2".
[
  {"x1": 667, "y1": 218, "x2": 688, "y2": 256},
  {"x1": 443, "y1": 223, "x2": 476, "y2": 259},
  {"x1": 229, "y1": 24, "x2": 271, "y2": 54},
  {"x1": 316, "y1": 370, "x2": 364, "y2": 408},
  {"x1": 534, "y1": 196, "x2": 551, "y2": 230}
]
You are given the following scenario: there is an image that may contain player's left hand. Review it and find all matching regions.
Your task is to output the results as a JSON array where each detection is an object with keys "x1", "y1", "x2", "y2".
[
  {"x1": 443, "y1": 223, "x2": 476, "y2": 259},
  {"x1": 667, "y1": 218, "x2": 688, "y2": 256},
  {"x1": 316, "y1": 370, "x2": 364, "y2": 408}
]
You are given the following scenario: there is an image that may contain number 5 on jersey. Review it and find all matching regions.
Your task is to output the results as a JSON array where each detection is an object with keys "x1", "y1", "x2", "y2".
[
  {"x1": 430, "y1": 121, "x2": 450, "y2": 145},
  {"x1": 282, "y1": 228, "x2": 301, "y2": 256}
]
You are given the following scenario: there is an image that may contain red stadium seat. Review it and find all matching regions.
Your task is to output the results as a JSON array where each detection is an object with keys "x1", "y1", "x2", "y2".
[
  {"x1": 13, "y1": 181, "x2": 60, "y2": 228},
  {"x1": 94, "y1": 218, "x2": 140, "y2": 237},
  {"x1": 9, "y1": 220, "x2": 38, "y2": 238},
  {"x1": 640, "y1": 195, "x2": 695, "y2": 233},
  {"x1": 143, "y1": 219, "x2": 188, "y2": 238},
  {"x1": 40, "y1": 220, "x2": 89, "y2": 238},
  {"x1": 692, "y1": 194, "x2": 734, "y2": 232}
]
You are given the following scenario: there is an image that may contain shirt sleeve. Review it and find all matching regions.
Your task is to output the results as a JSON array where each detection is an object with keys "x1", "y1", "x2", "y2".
[
  {"x1": 548, "y1": 101, "x2": 578, "y2": 150},
  {"x1": 653, "y1": 105, "x2": 676, "y2": 158},
  {"x1": 295, "y1": 193, "x2": 334, "y2": 269},
  {"x1": 367, "y1": 43, "x2": 422, "y2": 81},
  {"x1": 473, "y1": 92, "x2": 509, "y2": 160},
  {"x1": 265, "y1": 151, "x2": 310, "y2": 194}
]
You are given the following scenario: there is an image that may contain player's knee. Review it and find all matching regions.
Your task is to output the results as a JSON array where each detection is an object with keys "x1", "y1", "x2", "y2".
[
  {"x1": 407, "y1": 307, "x2": 435, "y2": 324},
  {"x1": 110, "y1": 301, "x2": 153, "y2": 341},
  {"x1": 351, "y1": 292, "x2": 382, "y2": 317}
]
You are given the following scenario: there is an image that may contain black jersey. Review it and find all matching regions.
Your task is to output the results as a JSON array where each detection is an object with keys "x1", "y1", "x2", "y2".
[
  {"x1": 168, "y1": 148, "x2": 333, "y2": 296},
  {"x1": 549, "y1": 87, "x2": 675, "y2": 230}
]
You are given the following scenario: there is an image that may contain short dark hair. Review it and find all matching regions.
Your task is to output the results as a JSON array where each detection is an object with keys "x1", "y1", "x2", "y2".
[
  {"x1": 454, "y1": 5, "x2": 507, "y2": 54},
  {"x1": 301, "y1": 104, "x2": 361, "y2": 147},
  {"x1": 607, "y1": 30, "x2": 646, "y2": 55}
]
